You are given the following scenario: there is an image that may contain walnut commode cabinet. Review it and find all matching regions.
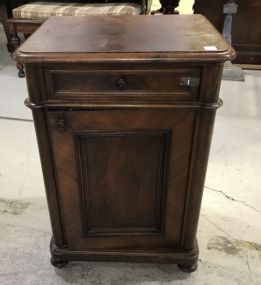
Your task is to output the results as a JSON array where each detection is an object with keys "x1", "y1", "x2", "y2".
[{"x1": 15, "y1": 15, "x2": 235, "y2": 272}]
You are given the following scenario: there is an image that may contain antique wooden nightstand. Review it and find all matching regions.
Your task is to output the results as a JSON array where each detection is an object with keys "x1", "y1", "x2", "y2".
[{"x1": 15, "y1": 15, "x2": 235, "y2": 272}]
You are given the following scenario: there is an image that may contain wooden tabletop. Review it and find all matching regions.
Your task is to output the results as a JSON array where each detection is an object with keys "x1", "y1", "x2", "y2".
[{"x1": 15, "y1": 15, "x2": 236, "y2": 63}]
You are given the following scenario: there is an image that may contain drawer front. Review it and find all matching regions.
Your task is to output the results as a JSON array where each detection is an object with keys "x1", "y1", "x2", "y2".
[{"x1": 44, "y1": 68, "x2": 201, "y2": 102}]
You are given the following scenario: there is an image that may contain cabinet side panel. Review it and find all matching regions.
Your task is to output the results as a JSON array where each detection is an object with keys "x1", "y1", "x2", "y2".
[
  {"x1": 30, "y1": 107, "x2": 64, "y2": 246},
  {"x1": 24, "y1": 64, "x2": 64, "y2": 246},
  {"x1": 181, "y1": 64, "x2": 223, "y2": 249},
  {"x1": 181, "y1": 109, "x2": 216, "y2": 249}
]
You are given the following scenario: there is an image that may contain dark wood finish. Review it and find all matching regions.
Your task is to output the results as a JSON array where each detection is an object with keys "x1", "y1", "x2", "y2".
[
  {"x1": 74, "y1": 130, "x2": 169, "y2": 237},
  {"x1": 44, "y1": 67, "x2": 201, "y2": 101},
  {"x1": 47, "y1": 109, "x2": 195, "y2": 250},
  {"x1": 17, "y1": 15, "x2": 235, "y2": 270},
  {"x1": 194, "y1": 0, "x2": 261, "y2": 65},
  {"x1": 16, "y1": 16, "x2": 232, "y2": 58},
  {"x1": 13, "y1": 14, "x2": 233, "y2": 78}
]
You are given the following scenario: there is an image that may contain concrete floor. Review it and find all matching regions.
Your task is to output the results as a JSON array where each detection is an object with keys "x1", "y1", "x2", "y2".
[{"x1": 0, "y1": 24, "x2": 261, "y2": 284}]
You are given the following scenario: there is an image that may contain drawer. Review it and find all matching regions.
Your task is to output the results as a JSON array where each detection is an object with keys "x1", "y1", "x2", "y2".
[{"x1": 44, "y1": 68, "x2": 201, "y2": 103}]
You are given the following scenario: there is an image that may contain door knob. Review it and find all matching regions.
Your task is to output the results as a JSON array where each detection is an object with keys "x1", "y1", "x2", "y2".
[
  {"x1": 117, "y1": 78, "x2": 127, "y2": 89},
  {"x1": 56, "y1": 118, "x2": 66, "y2": 133}
]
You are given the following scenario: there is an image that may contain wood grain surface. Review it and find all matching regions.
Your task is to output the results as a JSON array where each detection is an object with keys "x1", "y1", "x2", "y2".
[{"x1": 15, "y1": 15, "x2": 235, "y2": 63}]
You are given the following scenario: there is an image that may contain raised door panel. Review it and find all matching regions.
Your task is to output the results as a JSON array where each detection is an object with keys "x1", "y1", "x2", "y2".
[
  {"x1": 47, "y1": 109, "x2": 197, "y2": 251},
  {"x1": 75, "y1": 130, "x2": 169, "y2": 236}
]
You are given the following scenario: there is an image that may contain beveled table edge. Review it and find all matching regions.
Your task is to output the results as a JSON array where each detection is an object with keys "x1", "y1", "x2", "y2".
[{"x1": 14, "y1": 48, "x2": 236, "y2": 64}]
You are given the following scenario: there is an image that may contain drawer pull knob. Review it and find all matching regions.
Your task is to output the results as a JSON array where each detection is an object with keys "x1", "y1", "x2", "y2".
[
  {"x1": 117, "y1": 78, "x2": 127, "y2": 89},
  {"x1": 180, "y1": 77, "x2": 200, "y2": 87},
  {"x1": 56, "y1": 119, "x2": 66, "y2": 133}
]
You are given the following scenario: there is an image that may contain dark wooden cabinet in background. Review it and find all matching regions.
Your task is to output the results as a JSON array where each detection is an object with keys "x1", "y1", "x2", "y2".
[
  {"x1": 194, "y1": 0, "x2": 261, "y2": 65},
  {"x1": 15, "y1": 15, "x2": 235, "y2": 272}
]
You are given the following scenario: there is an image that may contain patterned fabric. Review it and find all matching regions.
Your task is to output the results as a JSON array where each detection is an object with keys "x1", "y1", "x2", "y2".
[{"x1": 13, "y1": 1, "x2": 142, "y2": 19}]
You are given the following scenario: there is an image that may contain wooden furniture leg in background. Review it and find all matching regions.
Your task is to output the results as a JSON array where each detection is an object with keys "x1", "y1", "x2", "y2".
[
  {"x1": 194, "y1": 0, "x2": 261, "y2": 65},
  {"x1": 8, "y1": 20, "x2": 25, "y2": 77},
  {"x1": 222, "y1": 0, "x2": 244, "y2": 81},
  {"x1": 0, "y1": 3, "x2": 25, "y2": 77},
  {"x1": 162, "y1": 0, "x2": 180, "y2": 14},
  {"x1": 0, "y1": 0, "x2": 13, "y2": 52},
  {"x1": 151, "y1": 0, "x2": 180, "y2": 14}
]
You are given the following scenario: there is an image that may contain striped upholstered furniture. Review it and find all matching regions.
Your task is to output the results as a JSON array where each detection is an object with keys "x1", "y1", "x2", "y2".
[
  {"x1": 3, "y1": 0, "x2": 149, "y2": 77},
  {"x1": 12, "y1": 2, "x2": 143, "y2": 19}
]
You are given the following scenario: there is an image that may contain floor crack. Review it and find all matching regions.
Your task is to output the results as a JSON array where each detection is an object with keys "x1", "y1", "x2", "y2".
[
  {"x1": 202, "y1": 214, "x2": 233, "y2": 238},
  {"x1": 245, "y1": 250, "x2": 252, "y2": 281},
  {"x1": 204, "y1": 185, "x2": 261, "y2": 215},
  {"x1": 0, "y1": 116, "x2": 33, "y2": 122}
]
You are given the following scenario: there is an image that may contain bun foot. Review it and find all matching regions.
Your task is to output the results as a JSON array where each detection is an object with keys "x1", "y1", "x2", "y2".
[
  {"x1": 50, "y1": 257, "x2": 68, "y2": 268},
  {"x1": 178, "y1": 262, "x2": 197, "y2": 273}
]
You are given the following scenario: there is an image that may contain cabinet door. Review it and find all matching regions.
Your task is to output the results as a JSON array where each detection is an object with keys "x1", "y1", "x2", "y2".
[{"x1": 47, "y1": 109, "x2": 197, "y2": 251}]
